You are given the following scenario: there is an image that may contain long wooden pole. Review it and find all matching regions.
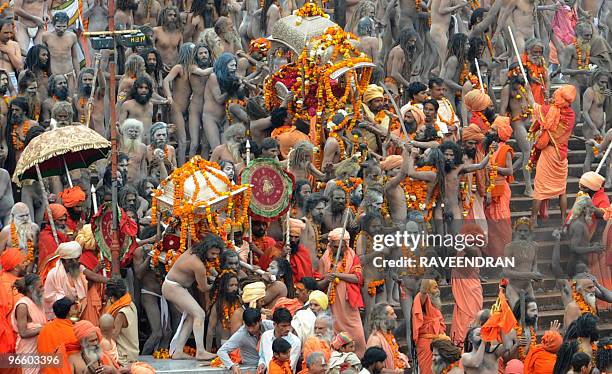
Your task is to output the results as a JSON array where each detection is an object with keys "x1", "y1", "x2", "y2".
[{"x1": 108, "y1": 0, "x2": 120, "y2": 276}]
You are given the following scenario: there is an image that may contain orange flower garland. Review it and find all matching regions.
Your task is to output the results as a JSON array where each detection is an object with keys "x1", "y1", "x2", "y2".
[
  {"x1": 572, "y1": 281, "x2": 598, "y2": 315},
  {"x1": 11, "y1": 223, "x2": 34, "y2": 264},
  {"x1": 399, "y1": 166, "x2": 438, "y2": 221},
  {"x1": 460, "y1": 176, "x2": 475, "y2": 217},
  {"x1": 367, "y1": 279, "x2": 385, "y2": 296},
  {"x1": 515, "y1": 323, "x2": 537, "y2": 360},
  {"x1": 574, "y1": 41, "x2": 591, "y2": 70},
  {"x1": 384, "y1": 333, "x2": 406, "y2": 369},
  {"x1": 487, "y1": 166, "x2": 498, "y2": 194},
  {"x1": 221, "y1": 301, "x2": 241, "y2": 329},
  {"x1": 295, "y1": 1, "x2": 328, "y2": 18},
  {"x1": 150, "y1": 156, "x2": 251, "y2": 272},
  {"x1": 521, "y1": 53, "x2": 547, "y2": 86},
  {"x1": 467, "y1": 72, "x2": 486, "y2": 93},
  {"x1": 441, "y1": 361, "x2": 460, "y2": 374},
  {"x1": 12, "y1": 121, "x2": 30, "y2": 151},
  {"x1": 153, "y1": 349, "x2": 171, "y2": 359},
  {"x1": 475, "y1": 111, "x2": 491, "y2": 128},
  {"x1": 593, "y1": 135, "x2": 603, "y2": 157},
  {"x1": 456, "y1": 63, "x2": 468, "y2": 98},
  {"x1": 328, "y1": 251, "x2": 347, "y2": 305},
  {"x1": 437, "y1": 97, "x2": 456, "y2": 128}
]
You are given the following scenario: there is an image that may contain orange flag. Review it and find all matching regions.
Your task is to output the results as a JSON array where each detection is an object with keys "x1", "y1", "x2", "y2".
[{"x1": 480, "y1": 288, "x2": 517, "y2": 343}]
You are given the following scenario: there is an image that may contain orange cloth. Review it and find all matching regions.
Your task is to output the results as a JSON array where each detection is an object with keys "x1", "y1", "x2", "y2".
[
  {"x1": 318, "y1": 248, "x2": 366, "y2": 357},
  {"x1": 12, "y1": 296, "x2": 46, "y2": 374},
  {"x1": 44, "y1": 204, "x2": 67, "y2": 222},
  {"x1": 82, "y1": 283, "x2": 104, "y2": 326},
  {"x1": 463, "y1": 124, "x2": 484, "y2": 142},
  {"x1": 272, "y1": 297, "x2": 304, "y2": 316},
  {"x1": 464, "y1": 89, "x2": 493, "y2": 112},
  {"x1": 290, "y1": 244, "x2": 314, "y2": 282},
  {"x1": 38, "y1": 226, "x2": 69, "y2": 271},
  {"x1": 58, "y1": 186, "x2": 86, "y2": 208},
  {"x1": 450, "y1": 251, "x2": 483, "y2": 346},
  {"x1": 300, "y1": 336, "x2": 331, "y2": 374},
  {"x1": 106, "y1": 293, "x2": 132, "y2": 317},
  {"x1": 412, "y1": 292, "x2": 446, "y2": 374},
  {"x1": 0, "y1": 271, "x2": 20, "y2": 353},
  {"x1": 536, "y1": 85, "x2": 576, "y2": 132},
  {"x1": 492, "y1": 116, "x2": 513, "y2": 142},
  {"x1": 533, "y1": 146, "x2": 569, "y2": 201},
  {"x1": 269, "y1": 357, "x2": 293, "y2": 374},
  {"x1": 480, "y1": 289, "x2": 517, "y2": 343},
  {"x1": 273, "y1": 127, "x2": 311, "y2": 159},
  {"x1": 37, "y1": 318, "x2": 78, "y2": 374},
  {"x1": 523, "y1": 330, "x2": 561, "y2": 374},
  {"x1": 367, "y1": 331, "x2": 405, "y2": 370},
  {"x1": 380, "y1": 155, "x2": 403, "y2": 171},
  {"x1": 485, "y1": 142, "x2": 514, "y2": 258},
  {"x1": 130, "y1": 362, "x2": 156, "y2": 374},
  {"x1": 73, "y1": 320, "x2": 103, "y2": 342},
  {"x1": 0, "y1": 247, "x2": 25, "y2": 271},
  {"x1": 400, "y1": 105, "x2": 426, "y2": 128}
]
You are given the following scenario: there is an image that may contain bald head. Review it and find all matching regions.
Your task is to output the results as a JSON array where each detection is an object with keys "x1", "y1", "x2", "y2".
[{"x1": 99, "y1": 314, "x2": 114, "y2": 335}]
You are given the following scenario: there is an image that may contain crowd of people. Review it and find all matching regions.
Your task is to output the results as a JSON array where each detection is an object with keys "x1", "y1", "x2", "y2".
[{"x1": 0, "y1": 0, "x2": 611, "y2": 373}]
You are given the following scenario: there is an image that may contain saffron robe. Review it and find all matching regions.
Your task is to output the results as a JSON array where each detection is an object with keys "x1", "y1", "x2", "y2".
[
  {"x1": 412, "y1": 292, "x2": 446, "y2": 374},
  {"x1": 37, "y1": 318, "x2": 78, "y2": 374}
]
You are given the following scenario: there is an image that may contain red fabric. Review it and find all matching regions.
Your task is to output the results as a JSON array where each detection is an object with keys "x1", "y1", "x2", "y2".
[
  {"x1": 480, "y1": 290, "x2": 517, "y2": 342},
  {"x1": 469, "y1": 112, "x2": 489, "y2": 133},
  {"x1": 37, "y1": 318, "x2": 78, "y2": 374},
  {"x1": 531, "y1": 102, "x2": 576, "y2": 160},
  {"x1": 593, "y1": 188, "x2": 611, "y2": 208},
  {"x1": 257, "y1": 237, "x2": 281, "y2": 270},
  {"x1": 38, "y1": 226, "x2": 69, "y2": 270},
  {"x1": 345, "y1": 255, "x2": 365, "y2": 309},
  {"x1": 290, "y1": 245, "x2": 314, "y2": 282},
  {"x1": 0, "y1": 272, "x2": 18, "y2": 353},
  {"x1": 79, "y1": 250, "x2": 99, "y2": 271}
]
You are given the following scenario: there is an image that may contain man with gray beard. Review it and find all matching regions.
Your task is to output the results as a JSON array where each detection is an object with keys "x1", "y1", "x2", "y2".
[
  {"x1": 13, "y1": 274, "x2": 47, "y2": 373},
  {"x1": 366, "y1": 303, "x2": 409, "y2": 371},
  {"x1": 565, "y1": 277, "x2": 600, "y2": 327},
  {"x1": 301, "y1": 314, "x2": 334, "y2": 368},
  {"x1": 0, "y1": 203, "x2": 40, "y2": 265},
  {"x1": 43, "y1": 241, "x2": 88, "y2": 319},
  {"x1": 431, "y1": 339, "x2": 462, "y2": 374},
  {"x1": 461, "y1": 327, "x2": 506, "y2": 374},
  {"x1": 69, "y1": 319, "x2": 117, "y2": 374},
  {"x1": 413, "y1": 279, "x2": 447, "y2": 374},
  {"x1": 146, "y1": 122, "x2": 177, "y2": 180},
  {"x1": 210, "y1": 122, "x2": 246, "y2": 165},
  {"x1": 119, "y1": 119, "x2": 147, "y2": 187}
]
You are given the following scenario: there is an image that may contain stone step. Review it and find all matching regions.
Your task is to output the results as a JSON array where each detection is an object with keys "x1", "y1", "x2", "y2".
[
  {"x1": 509, "y1": 177, "x2": 581, "y2": 195},
  {"x1": 438, "y1": 291, "x2": 564, "y2": 315},
  {"x1": 512, "y1": 149, "x2": 591, "y2": 165},
  {"x1": 137, "y1": 357, "x2": 255, "y2": 373}
]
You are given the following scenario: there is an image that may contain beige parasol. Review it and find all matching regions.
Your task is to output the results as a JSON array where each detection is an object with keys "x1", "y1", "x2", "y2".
[{"x1": 12, "y1": 125, "x2": 110, "y2": 186}]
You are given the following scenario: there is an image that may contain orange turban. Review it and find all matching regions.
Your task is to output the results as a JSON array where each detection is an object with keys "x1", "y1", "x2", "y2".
[
  {"x1": 289, "y1": 218, "x2": 306, "y2": 236},
  {"x1": 272, "y1": 297, "x2": 304, "y2": 316},
  {"x1": 505, "y1": 359, "x2": 524, "y2": 374},
  {"x1": 538, "y1": 85, "x2": 577, "y2": 131},
  {"x1": 0, "y1": 248, "x2": 25, "y2": 271},
  {"x1": 400, "y1": 104, "x2": 425, "y2": 127},
  {"x1": 580, "y1": 171, "x2": 605, "y2": 191},
  {"x1": 380, "y1": 155, "x2": 403, "y2": 171},
  {"x1": 73, "y1": 320, "x2": 102, "y2": 342},
  {"x1": 540, "y1": 331, "x2": 562, "y2": 353},
  {"x1": 462, "y1": 124, "x2": 485, "y2": 142},
  {"x1": 59, "y1": 186, "x2": 86, "y2": 208},
  {"x1": 464, "y1": 89, "x2": 493, "y2": 112},
  {"x1": 328, "y1": 228, "x2": 350, "y2": 242},
  {"x1": 130, "y1": 362, "x2": 156, "y2": 374},
  {"x1": 44, "y1": 203, "x2": 68, "y2": 222},
  {"x1": 363, "y1": 84, "x2": 384, "y2": 103},
  {"x1": 493, "y1": 116, "x2": 513, "y2": 142}
]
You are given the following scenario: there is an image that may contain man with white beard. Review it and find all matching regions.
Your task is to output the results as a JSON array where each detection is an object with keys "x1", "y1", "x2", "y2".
[
  {"x1": 119, "y1": 119, "x2": 147, "y2": 187},
  {"x1": 210, "y1": 122, "x2": 246, "y2": 165},
  {"x1": 366, "y1": 303, "x2": 409, "y2": 371},
  {"x1": 0, "y1": 203, "x2": 39, "y2": 269},
  {"x1": 146, "y1": 122, "x2": 176, "y2": 180},
  {"x1": 564, "y1": 277, "x2": 600, "y2": 327},
  {"x1": 412, "y1": 279, "x2": 447, "y2": 374},
  {"x1": 43, "y1": 241, "x2": 88, "y2": 319},
  {"x1": 69, "y1": 319, "x2": 118, "y2": 373},
  {"x1": 12, "y1": 274, "x2": 47, "y2": 374},
  {"x1": 301, "y1": 314, "x2": 333, "y2": 369}
]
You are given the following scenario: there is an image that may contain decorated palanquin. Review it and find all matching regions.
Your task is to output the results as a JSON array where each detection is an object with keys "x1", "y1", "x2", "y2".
[
  {"x1": 150, "y1": 156, "x2": 252, "y2": 275},
  {"x1": 264, "y1": 1, "x2": 375, "y2": 167}
]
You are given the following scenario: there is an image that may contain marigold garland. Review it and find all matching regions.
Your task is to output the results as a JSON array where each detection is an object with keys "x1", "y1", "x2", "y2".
[
  {"x1": 437, "y1": 97, "x2": 456, "y2": 128},
  {"x1": 476, "y1": 111, "x2": 491, "y2": 129},
  {"x1": 399, "y1": 166, "x2": 438, "y2": 221},
  {"x1": 521, "y1": 53, "x2": 547, "y2": 86},
  {"x1": 384, "y1": 333, "x2": 406, "y2": 369},
  {"x1": 335, "y1": 178, "x2": 362, "y2": 208},
  {"x1": 11, "y1": 223, "x2": 34, "y2": 264},
  {"x1": 467, "y1": 72, "x2": 486, "y2": 93},
  {"x1": 12, "y1": 121, "x2": 30, "y2": 151},
  {"x1": 441, "y1": 361, "x2": 460, "y2": 374},
  {"x1": 515, "y1": 323, "x2": 537, "y2": 360},
  {"x1": 574, "y1": 40, "x2": 591, "y2": 70},
  {"x1": 328, "y1": 251, "x2": 347, "y2": 305},
  {"x1": 460, "y1": 175, "x2": 475, "y2": 217},
  {"x1": 367, "y1": 279, "x2": 385, "y2": 296},
  {"x1": 295, "y1": 1, "x2": 328, "y2": 18},
  {"x1": 487, "y1": 166, "x2": 498, "y2": 194},
  {"x1": 593, "y1": 135, "x2": 603, "y2": 157},
  {"x1": 153, "y1": 349, "x2": 171, "y2": 359},
  {"x1": 572, "y1": 281, "x2": 598, "y2": 315},
  {"x1": 221, "y1": 301, "x2": 241, "y2": 329}
]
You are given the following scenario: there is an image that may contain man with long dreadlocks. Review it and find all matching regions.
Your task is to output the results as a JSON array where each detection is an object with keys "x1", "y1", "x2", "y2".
[
  {"x1": 115, "y1": 0, "x2": 139, "y2": 30},
  {"x1": 355, "y1": 17, "x2": 380, "y2": 64},
  {"x1": 188, "y1": 43, "x2": 213, "y2": 158},
  {"x1": 386, "y1": 28, "x2": 419, "y2": 98},
  {"x1": 581, "y1": 69, "x2": 610, "y2": 175},
  {"x1": 118, "y1": 76, "x2": 155, "y2": 142},
  {"x1": 22, "y1": 45, "x2": 51, "y2": 100},
  {"x1": 256, "y1": 0, "x2": 281, "y2": 38},
  {"x1": 73, "y1": 66, "x2": 106, "y2": 134},
  {"x1": 41, "y1": 74, "x2": 70, "y2": 125},
  {"x1": 202, "y1": 52, "x2": 242, "y2": 151},
  {"x1": 153, "y1": 6, "x2": 184, "y2": 69},
  {"x1": 205, "y1": 270, "x2": 241, "y2": 351},
  {"x1": 286, "y1": 141, "x2": 326, "y2": 184},
  {"x1": 185, "y1": 0, "x2": 216, "y2": 41},
  {"x1": 163, "y1": 42, "x2": 211, "y2": 165},
  {"x1": 5, "y1": 97, "x2": 39, "y2": 176},
  {"x1": 442, "y1": 33, "x2": 469, "y2": 110}
]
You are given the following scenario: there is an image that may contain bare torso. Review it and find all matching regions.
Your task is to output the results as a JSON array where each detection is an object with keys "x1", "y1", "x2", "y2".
[{"x1": 153, "y1": 27, "x2": 183, "y2": 67}]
